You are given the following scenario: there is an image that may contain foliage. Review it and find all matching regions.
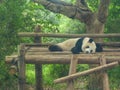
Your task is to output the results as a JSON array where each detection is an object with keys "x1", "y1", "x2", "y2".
[
  {"x1": 105, "y1": 0, "x2": 120, "y2": 89},
  {"x1": 105, "y1": 0, "x2": 120, "y2": 41},
  {"x1": 26, "y1": 64, "x2": 35, "y2": 84},
  {"x1": 87, "y1": 0, "x2": 99, "y2": 11},
  {"x1": 0, "y1": 0, "x2": 25, "y2": 89},
  {"x1": 108, "y1": 66, "x2": 120, "y2": 90},
  {"x1": 43, "y1": 65, "x2": 69, "y2": 86},
  {"x1": 0, "y1": 0, "x2": 24, "y2": 57}
]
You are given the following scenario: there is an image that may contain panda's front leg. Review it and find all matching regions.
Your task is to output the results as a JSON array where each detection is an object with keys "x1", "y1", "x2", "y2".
[{"x1": 71, "y1": 47, "x2": 80, "y2": 54}]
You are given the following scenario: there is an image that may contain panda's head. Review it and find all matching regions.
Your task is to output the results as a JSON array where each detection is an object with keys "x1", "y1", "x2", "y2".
[
  {"x1": 83, "y1": 43, "x2": 103, "y2": 54},
  {"x1": 71, "y1": 37, "x2": 97, "y2": 54},
  {"x1": 82, "y1": 37, "x2": 97, "y2": 54},
  {"x1": 84, "y1": 41, "x2": 103, "y2": 53}
]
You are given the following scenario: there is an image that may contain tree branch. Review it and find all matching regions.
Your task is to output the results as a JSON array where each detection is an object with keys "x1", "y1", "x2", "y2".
[
  {"x1": 33, "y1": 0, "x2": 92, "y2": 23},
  {"x1": 76, "y1": 0, "x2": 88, "y2": 8},
  {"x1": 97, "y1": 0, "x2": 110, "y2": 23}
]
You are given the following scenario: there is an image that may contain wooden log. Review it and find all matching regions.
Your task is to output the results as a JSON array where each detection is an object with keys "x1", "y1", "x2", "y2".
[
  {"x1": 99, "y1": 55, "x2": 110, "y2": 90},
  {"x1": 77, "y1": 56, "x2": 120, "y2": 64},
  {"x1": 103, "y1": 48, "x2": 120, "y2": 52},
  {"x1": 67, "y1": 55, "x2": 78, "y2": 90},
  {"x1": 54, "y1": 61, "x2": 119, "y2": 84},
  {"x1": 24, "y1": 47, "x2": 120, "y2": 52},
  {"x1": 25, "y1": 43, "x2": 50, "y2": 47},
  {"x1": 6, "y1": 55, "x2": 120, "y2": 64},
  {"x1": 18, "y1": 32, "x2": 120, "y2": 38},
  {"x1": 18, "y1": 44, "x2": 26, "y2": 90},
  {"x1": 24, "y1": 42, "x2": 120, "y2": 47},
  {"x1": 26, "y1": 51, "x2": 120, "y2": 56},
  {"x1": 27, "y1": 48, "x2": 120, "y2": 52},
  {"x1": 25, "y1": 47, "x2": 49, "y2": 52},
  {"x1": 26, "y1": 51, "x2": 71, "y2": 55},
  {"x1": 24, "y1": 46, "x2": 120, "y2": 52},
  {"x1": 100, "y1": 42, "x2": 120, "y2": 47}
]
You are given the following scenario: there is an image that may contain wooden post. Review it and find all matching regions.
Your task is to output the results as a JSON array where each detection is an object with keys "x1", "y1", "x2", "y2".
[
  {"x1": 100, "y1": 55, "x2": 110, "y2": 90},
  {"x1": 34, "y1": 25, "x2": 43, "y2": 90},
  {"x1": 18, "y1": 44, "x2": 26, "y2": 90},
  {"x1": 66, "y1": 55, "x2": 78, "y2": 90}
]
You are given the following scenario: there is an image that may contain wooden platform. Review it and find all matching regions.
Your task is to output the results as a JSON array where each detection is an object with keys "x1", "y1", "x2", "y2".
[{"x1": 5, "y1": 31, "x2": 120, "y2": 90}]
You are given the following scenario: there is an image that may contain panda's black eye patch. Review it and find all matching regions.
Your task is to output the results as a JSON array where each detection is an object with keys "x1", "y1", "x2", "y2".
[
  {"x1": 86, "y1": 46, "x2": 89, "y2": 48},
  {"x1": 90, "y1": 50, "x2": 93, "y2": 53}
]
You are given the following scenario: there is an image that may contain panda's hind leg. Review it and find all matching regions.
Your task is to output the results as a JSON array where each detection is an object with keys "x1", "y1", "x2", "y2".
[{"x1": 48, "y1": 45, "x2": 63, "y2": 51}]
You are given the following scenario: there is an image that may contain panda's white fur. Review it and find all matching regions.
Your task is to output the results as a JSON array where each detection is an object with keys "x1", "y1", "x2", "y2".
[
  {"x1": 84, "y1": 47, "x2": 94, "y2": 54},
  {"x1": 57, "y1": 38, "x2": 79, "y2": 51},
  {"x1": 49, "y1": 37, "x2": 98, "y2": 54}
]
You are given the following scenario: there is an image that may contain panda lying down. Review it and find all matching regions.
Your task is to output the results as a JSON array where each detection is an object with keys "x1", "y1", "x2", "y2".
[{"x1": 48, "y1": 37, "x2": 103, "y2": 54}]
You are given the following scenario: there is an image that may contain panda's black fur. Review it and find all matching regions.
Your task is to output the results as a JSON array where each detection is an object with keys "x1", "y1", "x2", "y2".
[
  {"x1": 95, "y1": 43, "x2": 103, "y2": 52},
  {"x1": 48, "y1": 37, "x2": 103, "y2": 54},
  {"x1": 48, "y1": 44, "x2": 63, "y2": 51}
]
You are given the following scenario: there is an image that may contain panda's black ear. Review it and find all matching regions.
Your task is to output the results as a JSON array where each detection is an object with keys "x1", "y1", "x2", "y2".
[{"x1": 89, "y1": 38, "x2": 94, "y2": 43}]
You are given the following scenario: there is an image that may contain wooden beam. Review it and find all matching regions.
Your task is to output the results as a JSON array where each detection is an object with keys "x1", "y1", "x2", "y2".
[
  {"x1": 100, "y1": 42, "x2": 120, "y2": 47},
  {"x1": 25, "y1": 51, "x2": 120, "y2": 55},
  {"x1": 24, "y1": 47, "x2": 120, "y2": 52},
  {"x1": 23, "y1": 42, "x2": 120, "y2": 47},
  {"x1": 54, "y1": 61, "x2": 118, "y2": 84},
  {"x1": 25, "y1": 47, "x2": 49, "y2": 52},
  {"x1": 18, "y1": 32, "x2": 120, "y2": 38},
  {"x1": 6, "y1": 55, "x2": 120, "y2": 64},
  {"x1": 25, "y1": 43, "x2": 50, "y2": 47},
  {"x1": 103, "y1": 48, "x2": 120, "y2": 52}
]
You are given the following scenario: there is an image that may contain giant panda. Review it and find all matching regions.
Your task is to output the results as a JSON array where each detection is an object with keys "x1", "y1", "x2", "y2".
[{"x1": 48, "y1": 37, "x2": 103, "y2": 54}]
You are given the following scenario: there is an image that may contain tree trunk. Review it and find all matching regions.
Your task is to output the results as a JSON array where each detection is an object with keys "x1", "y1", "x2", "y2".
[
  {"x1": 86, "y1": 14, "x2": 104, "y2": 41},
  {"x1": 86, "y1": 14, "x2": 104, "y2": 90}
]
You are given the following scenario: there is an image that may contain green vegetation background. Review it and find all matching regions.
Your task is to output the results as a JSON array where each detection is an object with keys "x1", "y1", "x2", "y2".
[{"x1": 0, "y1": 0, "x2": 120, "y2": 90}]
